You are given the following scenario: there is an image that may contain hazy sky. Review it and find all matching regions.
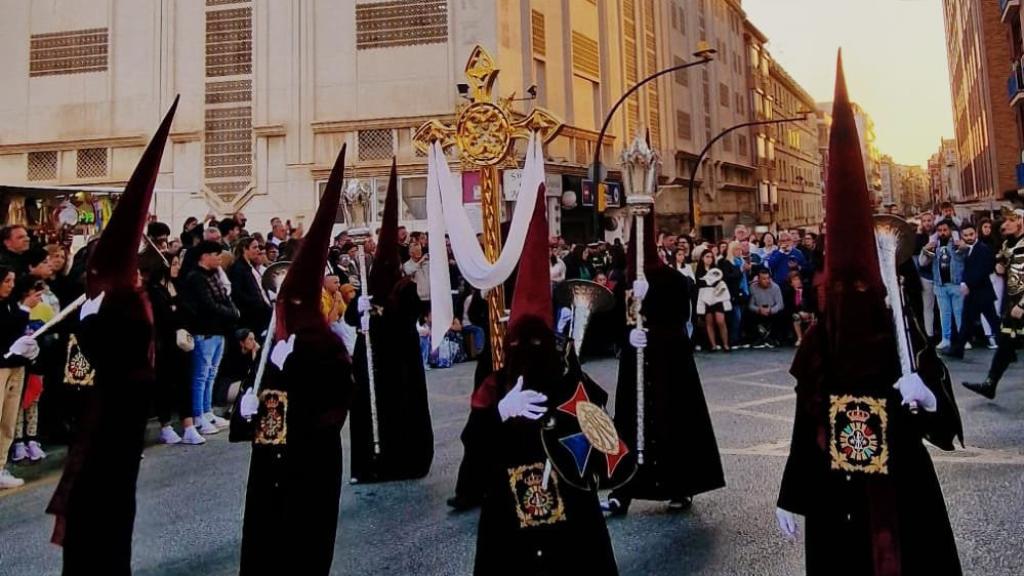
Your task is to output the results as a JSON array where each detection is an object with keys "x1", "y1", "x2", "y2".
[{"x1": 743, "y1": 0, "x2": 954, "y2": 167}]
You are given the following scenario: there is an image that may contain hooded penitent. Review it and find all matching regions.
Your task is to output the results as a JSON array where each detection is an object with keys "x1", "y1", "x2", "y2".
[
  {"x1": 472, "y1": 180, "x2": 620, "y2": 576},
  {"x1": 608, "y1": 194, "x2": 724, "y2": 510},
  {"x1": 239, "y1": 145, "x2": 353, "y2": 576},
  {"x1": 46, "y1": 97, "x2": 178, "y2": 574},
  {"x1": 777, "y1": 52, "x2": 962, "y2": 576},
  {"x1": 344, "y1": 156, "x2": 433, "y2": 483}
]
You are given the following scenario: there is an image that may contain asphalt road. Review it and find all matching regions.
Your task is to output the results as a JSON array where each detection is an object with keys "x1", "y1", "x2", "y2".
[{"x1": 0, "y1": 347, "x2": 1022, "y2": 575}]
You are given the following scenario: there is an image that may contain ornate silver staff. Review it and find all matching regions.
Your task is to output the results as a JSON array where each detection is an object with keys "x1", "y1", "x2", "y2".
[
  {"x1": 343, "y1": 179, "x2": 381, "y2": 455},
  {"x1": 621, "y1": 132, "x2": 659, "y2": 465}
]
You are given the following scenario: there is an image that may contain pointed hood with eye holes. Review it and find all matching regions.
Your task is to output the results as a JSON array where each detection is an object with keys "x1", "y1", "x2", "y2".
[
  {"x1": 368, "y1": 160, "x2": 402, "y2": 299},
  {"x1": 274, "y1": 144, "x2": 347, "y2": 340},
  {"x1": 495, "y1": 183, "x2": 560, "y2": 397},
  {"x1": 86, "y1": 96, "x2": 178, "y2": 298},
  {"x1": 801, "y1": 50, "x2": 899, "y2": 389}
]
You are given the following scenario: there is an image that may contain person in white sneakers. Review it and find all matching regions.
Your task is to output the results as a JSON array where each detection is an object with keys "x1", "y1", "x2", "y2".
[{"x1": 0, "y1": 265, "x2": 41, "y2": 489}]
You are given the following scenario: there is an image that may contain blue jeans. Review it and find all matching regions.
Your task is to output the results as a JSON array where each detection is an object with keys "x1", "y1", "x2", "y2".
[
  {"x1": 728, "y1": 306, "x2": 743, "y2": 347},
  {"x1": 419, "y1": 335, "x2": 431, "y2": 367},
  {"x1": 463, "y1": 325, "x2": 485, "y2": 354},
  {"x1": 191, "y1": 335, "x2": 225, "y2": 418},
  {"x1": 934, "y1": 283, "x2": 964, "y2": 343}
]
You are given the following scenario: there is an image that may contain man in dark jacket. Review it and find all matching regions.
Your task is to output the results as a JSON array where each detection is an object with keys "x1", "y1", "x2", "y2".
[
  {"x1": 946, "y1": 222, "x2": 999, "y2": 358},
  {"x1": 228, "y1": 236, "x2": 272, "y2": 335},
  {"x1": 0, "y1": 225, "x2": 31, "y2": 276},
  {"x1": 182, "y1": 240, "x2": 239, "y2": 438}
]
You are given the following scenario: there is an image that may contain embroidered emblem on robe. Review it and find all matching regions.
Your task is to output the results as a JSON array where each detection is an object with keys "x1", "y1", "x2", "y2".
[
  {"x1": 64, "y1": 335, "x2": 95, "y2": 387},
  {"x1": 508, "y1": 462, "x2": 567, "y2": 529},
  {"x1": 829, "y1": 395, "x2": 889, "y2": 475},
  {"x1": 255, "y1": 390, "x2": 288, "y2": 445}
]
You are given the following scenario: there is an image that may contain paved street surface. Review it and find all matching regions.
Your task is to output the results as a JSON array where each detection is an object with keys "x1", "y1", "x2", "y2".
[{"x1": 1, "y1": 348, "x2": 1022, "y2": 575}]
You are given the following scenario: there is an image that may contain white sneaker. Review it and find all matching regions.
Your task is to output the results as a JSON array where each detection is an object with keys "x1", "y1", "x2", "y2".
[
  {"x1": 26, "y1": 441, "x2": 46, "y2": 462},
  {"x1": 205, "y1": 412, "x2": 230, "y2": 430},
  {"x1": 159, "y1": 426, "x2": 182, "y2": 445},
  {"x1": 0, "y1": 468, "x2": 25, "y2": 489},
  {"x1": 198, "y1": 420, "x2": 220, "y2": 435},
  {"x1": 988, "y1": 337, "x2": 999, "y2": 350},
  {"x1": 936, "y1": 340, "x2": 951, "y2": 350},
  {"x1": 11, "y1": 442, "x2": 27, "y2": 463},
  {"x1": 180, "y1": 426, "x2": 206, "y2": 445}
]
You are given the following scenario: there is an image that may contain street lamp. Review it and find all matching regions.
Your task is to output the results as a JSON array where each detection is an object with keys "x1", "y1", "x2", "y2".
[
  {"x1": 590, "y1": 42, "x2": 716, "y2": 186},
  {"x1": 620, "y1": 132, "x2": 659, "y2": 466},
  {"x1": 687, "y1": 110, "x2": 814, "y2": 233}
]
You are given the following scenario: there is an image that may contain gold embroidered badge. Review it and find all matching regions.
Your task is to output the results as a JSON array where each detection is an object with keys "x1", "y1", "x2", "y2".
[
  {"x1": 64, "y1": 335, "x2": 95, "y2": 387},
  {"x1": 254, "y1": 390, "x2": 287, "y2": 445},
  {"x1": 508, "y1": 462, "x2": 567, "y2": 529},
  {"x1": 829, "y1": 395, "x2": 889, "y2": 475}
]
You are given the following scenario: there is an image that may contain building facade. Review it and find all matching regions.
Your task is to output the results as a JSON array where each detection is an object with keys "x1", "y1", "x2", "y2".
[
  {"x1": 766, "y1": 61, "x2": 820, "y2": 231},
  {"x1": 0, "y1": 0, "x2": 822, "y2": 243},
  {"x1": 928, "y1": 138, "x2": 963, "y2": 208},
  {"x1": 942, "y1": 0, "x2": 1021, "y2": 213}
]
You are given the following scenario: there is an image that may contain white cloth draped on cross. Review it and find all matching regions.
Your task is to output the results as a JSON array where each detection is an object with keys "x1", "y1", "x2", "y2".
[{"x1": 426, "y1": 132, "x2": 547, "y2": 350}]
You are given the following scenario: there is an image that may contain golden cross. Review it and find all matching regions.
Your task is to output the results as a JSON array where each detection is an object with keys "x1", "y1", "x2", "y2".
[{"x1": 414, "y1": 45, "x2": 562, "y2": 370}]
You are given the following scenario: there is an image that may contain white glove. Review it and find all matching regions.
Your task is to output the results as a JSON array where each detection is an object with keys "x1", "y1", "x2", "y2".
[
  {"x1": 266, "y1": 289, "x2": 277, "y2": 302},
  {"x1": 357, "y1": 295, "x2": 372, "y2": 314},
  {"x1": 7, "y1": 336, "x2": 39, "y2": 361},
  {"x1": 629, "y1": 328, "x2": 647, "y2": 349},
  {"x1": 80, "y1": 291, "x2": 106, "y2": 321},
  {"x1": 270, "y1": 334, "x2": 296, "y2": 370},
  {"x1": 239, "y1": 388, "x2": 259, "y2": 421},
  {"x1": 897, "y1": 372, "x2": 938, "y2": 413},
  {"x1": 360, "y1": 314, "x2": 371, "y2": 332},
  {"x1": 632, "y1": 279, "x2": 649, "y2": 302},
  {"x1": 497, "y1": 376, "x2": 548, "y2": 422},
  {"x1": 776, "y1": 508, "x2": 798, "y2": 540}
]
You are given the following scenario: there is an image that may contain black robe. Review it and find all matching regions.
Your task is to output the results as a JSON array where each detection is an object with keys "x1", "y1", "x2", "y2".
[
  {"x1": 46, "y1": 286, "x2": 155, "y2": 576},
  {"x1": 239, "y1": 330, "x2": 352, "y2": 575},
  {"x1": 473, "y1": 370, "x2": 619, "y2": 576},
  {"x1": 611, "y1": 266, "x2": 725, "y2": 503},
  {"x1": 345, "y1": 277, "x2": 433, "y2": 482},
  {"x1": 778, "y1": 310, "x2": 963, "y2": 576}
]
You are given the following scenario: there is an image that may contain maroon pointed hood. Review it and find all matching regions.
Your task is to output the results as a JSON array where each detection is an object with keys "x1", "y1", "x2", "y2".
[
  {"x1": 626, "y1": 204, "x2": 662, "y2": 282},
  {"x1": 507, "y1": 184, "x2": 552, "y2": 339},
  {"x1": 819, "y1": 50, "x2": 898, "y2": 385},
  {"x1": 86, "y1": 96, "x2": 178, "y2": 298},
  {"x1": 369, "y1": 160, "x2": 402, "y2": 297},
  {"x1": 275, "y1": 144, "x2": 346, "y2": 339}
]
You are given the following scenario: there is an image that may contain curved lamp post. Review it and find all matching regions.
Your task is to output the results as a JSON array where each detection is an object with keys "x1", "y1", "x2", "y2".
[
  {"x1": 687, "y1": 112, "x2": 814, "y2": 232},
  {"x1": 590, "y1": 42, "x2": 717, "y2": 187}
]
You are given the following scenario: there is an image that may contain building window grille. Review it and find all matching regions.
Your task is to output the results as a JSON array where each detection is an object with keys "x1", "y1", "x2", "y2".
[
  {"x1": 27, "y1": 151, "x2": 58, "y2": 181},
  {"x1": 358, "y1": 129, "x2": 395, "y2": 161}
]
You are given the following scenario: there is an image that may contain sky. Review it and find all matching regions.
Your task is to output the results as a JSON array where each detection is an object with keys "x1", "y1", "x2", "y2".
[{"x1": 743, "y1": 0, "x2": 954, "y2": 167}]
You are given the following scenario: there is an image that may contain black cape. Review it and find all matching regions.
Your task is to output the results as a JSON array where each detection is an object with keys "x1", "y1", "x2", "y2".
[
  {"x1": 611, "y1": 266, "x2": 725, "y2": 502},
  {"x1": 345, "y1": 277, "x2": 433, "y2": 482},
  {"x1": 473, "y1": 370, "x2": 619, "y2": 576},
  {"x1": 239, "y1": 331, "x2": 352, "y2": 575}
]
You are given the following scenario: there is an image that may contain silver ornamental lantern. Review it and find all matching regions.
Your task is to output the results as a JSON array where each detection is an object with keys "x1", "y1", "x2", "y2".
[{"x1": 621, "y1": 132, "x2": 659, "y2": 465}]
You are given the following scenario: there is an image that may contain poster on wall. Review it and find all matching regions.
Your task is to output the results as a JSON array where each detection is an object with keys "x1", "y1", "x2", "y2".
[
  {"x1": 462, "y1": 171, "x2": 482, "y2": 203},
  {"x1": 502, "y1": 168, "x2": 524, "y2": 201},
  {"x1": 603, "y1": 181, "x2": 622, "y2": 209}
]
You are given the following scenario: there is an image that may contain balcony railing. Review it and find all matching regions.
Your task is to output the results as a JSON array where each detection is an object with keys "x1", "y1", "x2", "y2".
[
  {"x1": 1008, "y1": 61, "x2": 1024, "y2": 104},
  {"x1": 1002, "y1": 0, "x2": 1020, "y2": 23}
]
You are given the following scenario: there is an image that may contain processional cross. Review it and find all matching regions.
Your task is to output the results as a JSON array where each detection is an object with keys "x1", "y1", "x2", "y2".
[{"x1": 414, "y1": 46, "x2": 562, "y2": 370}]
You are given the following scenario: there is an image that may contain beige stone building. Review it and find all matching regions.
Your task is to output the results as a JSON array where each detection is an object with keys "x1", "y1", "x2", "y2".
[{"x1": 0, "y1": 0, "x2": 821, "y2": 244}]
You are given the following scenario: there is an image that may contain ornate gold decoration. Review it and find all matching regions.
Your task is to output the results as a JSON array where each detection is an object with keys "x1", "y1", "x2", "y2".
[
  {"x1": 255, "y1": 390, "x2": 288, "y2": 446},
  {"x1": 576, "y1": 401, "x2": 620, "y2": 456},
  {"x1": 413, "y1": 45, "x2": 563, "y2": 370},
  {"x1": 508, "y1": 462, "x2": 567, "y2": 529}
]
